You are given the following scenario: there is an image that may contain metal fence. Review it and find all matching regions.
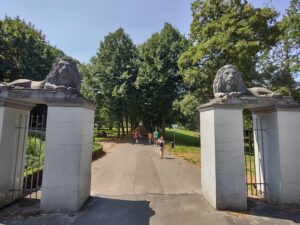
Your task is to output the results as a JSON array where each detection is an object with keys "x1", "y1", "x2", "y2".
[
  {"x1": 244, "y1": 116, "x2": 267, "y2": 199},
  {"x1": 23, "y1": 113, "x2": 46, "y2": 199}
]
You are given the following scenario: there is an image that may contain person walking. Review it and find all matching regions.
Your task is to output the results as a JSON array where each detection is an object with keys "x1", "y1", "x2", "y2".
[
  {"x1": 153, "y1": 130, "x2": 159, "y2": 146},
  {"x1": 134, "y1": 130, "x2": 141, "y2": 144},
  {"x1": 158, "y1": 136, "x2": 165, "y2": 159},
  {"x1": 148, "y1": 132, "x2": 153, "y2": 145}
]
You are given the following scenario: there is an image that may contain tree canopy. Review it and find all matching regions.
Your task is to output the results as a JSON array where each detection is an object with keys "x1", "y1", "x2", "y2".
[
  {"x1": 3, "y1": 1, "x2": 300, "y2": 131},
  {"x1": 135, "y1": 23, "x2": 189, "y2": 131},
  {"x1": 0, "y1": 16, "x2": 65, "y2": 82},
  {"x1": 82, "y1": 28, "x2": 138, "y2": 136},
  {"x1": 179, "y1": 0, "x2": 280, "y2": 102},
  {"x1": 258, "y1": 0, "x2": 300, "y2": 100}
]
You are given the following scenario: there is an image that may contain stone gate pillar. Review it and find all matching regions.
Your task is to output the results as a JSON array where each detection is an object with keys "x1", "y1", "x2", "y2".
[
  {"x1": 252, "y1": 107, "x2": 300, "y2": 205},
  {"x1": 199, "y1": 103, "x2": 247, "y2": 210},
  {"x1": 0, "y1": 100, "x2": 33, "y2": 208},
  {"x1": 41, "y1": 101, "x2": 95, "y2": 212}
]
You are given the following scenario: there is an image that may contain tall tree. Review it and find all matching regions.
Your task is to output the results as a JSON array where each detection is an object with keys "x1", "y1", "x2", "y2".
[
  {"x1": 136, "y1": 23, "x2": 189, "y2": 132},
  {"x1": 258, "y1": 0, "x2": 300, "y2": 99},
  {"x1": 0, "y1": 16, "x2": 64, "y2": 82},
  {"x1": 179, "y1": 0, "x2": 280, "y2": 102},
  {"x1": 89, "y1": 28, "x2": 138, "y2": 136}
]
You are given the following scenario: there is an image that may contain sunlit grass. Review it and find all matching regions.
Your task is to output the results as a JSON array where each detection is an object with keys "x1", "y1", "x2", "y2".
[{"x1": 164, "y1": 129, "x2": 200, "y2": 166}]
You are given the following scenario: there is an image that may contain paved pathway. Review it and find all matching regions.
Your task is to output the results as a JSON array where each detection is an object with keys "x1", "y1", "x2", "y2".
[
  {"x1": 77, "y1": 142, "x2": 300, "y2": 225},
  {"x1": 91, "y1": 142, "x2": 201, "y2": 196},
  {"x1": 0, "y1": 142, "x2": 299, "y2": 225}
]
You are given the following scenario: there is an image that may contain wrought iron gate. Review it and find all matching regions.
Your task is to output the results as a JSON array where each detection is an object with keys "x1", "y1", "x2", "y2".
[
  {"x1": 10, "y1": 105, "x2": 47, "y2": 200},
  {"x1": 244, "y1": 112, "x2": 267, "y2": 198},
  {"x1": 23, "y1": 111, "x2": 46, "y2": 199}
]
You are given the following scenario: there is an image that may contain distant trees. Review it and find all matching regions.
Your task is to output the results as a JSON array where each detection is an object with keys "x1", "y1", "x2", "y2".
[
  {"x1": 84, "y1": 28, "x2": 138, "y2": 137},
  {"x1": 175, "y1": 0, "x2": 300, "y2": 128},
  {"x1": 0, "y1": 16, "x2": 64, "y2": 82},
  {"x1": 258, "y1": 0, "x2": 300, "y2": 100},
  {"x1": 179, "y1": 0, "x2": 280, "y2": 102},
  {"x1": 82, "y1": 24, "x2": 188, "y2": 134},
  {"x1": 3, "y1": 0, "x2": 299, "y2": 131},
  {"x1": 135, "y1": 23, "x2": 188, "y2": 132}
]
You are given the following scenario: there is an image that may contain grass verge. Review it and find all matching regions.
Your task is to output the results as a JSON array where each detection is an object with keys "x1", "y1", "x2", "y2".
[{"x1": 164, "y1": 129, "x2": 201, "y2": 166}]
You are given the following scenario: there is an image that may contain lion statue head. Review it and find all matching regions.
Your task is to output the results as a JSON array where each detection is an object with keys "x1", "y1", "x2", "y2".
[
  {"x1": 43, "y1": 58, "x2": 81, "y2": 92},
  {"x1": 213, "y1": 65, "x2": 249, "y2": 98}
]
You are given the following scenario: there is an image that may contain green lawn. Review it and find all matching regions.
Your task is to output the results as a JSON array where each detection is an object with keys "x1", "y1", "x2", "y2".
[
  {"x1": 164, "y1": 129, "x2": 201, "y2": 166},
  {"x1": 25, "y1": 136, "x2": 45, "y2": 176},
  {"x1": 93, "y1": 141, "x2": 103, "y2": 153},
  {"x1": 245, "y1": 153, "x2": 260, "y2": 196},
  {"x1": 94, "y1": 128, "x2": 120, "y2": 141}
]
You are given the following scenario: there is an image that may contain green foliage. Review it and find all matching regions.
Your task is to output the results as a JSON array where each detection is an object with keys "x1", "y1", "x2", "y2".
[
  {"x1": 86, "y1": 28, "x2": 138, "y2": 135},
  {"x1": 0, "y1": 16, "x2": 65, "y2": 82},
  {"x1": 179, "y1": 0, "x2": 280, "y2": 102},
  {"x1": 25, "y1": 135, "x2": 45, "y2": 174},
  {"x1": 79, "y1": 63, "x2": 97, "y2": 101},
  {"x1": 93, "y1": 141, "x2": 103, "y2": 153},
  {"x1": 173, "y1": 94, "x2": 199, "y2": 130},
  {"x1": 258, "y1": 0, "x2": 300, "y2": 100},
  {"x1": 136, "y1": 23, "x2": 189, "y2": 130}
]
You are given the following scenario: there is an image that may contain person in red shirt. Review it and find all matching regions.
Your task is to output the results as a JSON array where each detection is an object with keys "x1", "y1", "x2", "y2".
[{"x1": 134, "y1": 131, "x2": 141, "y2": 144}]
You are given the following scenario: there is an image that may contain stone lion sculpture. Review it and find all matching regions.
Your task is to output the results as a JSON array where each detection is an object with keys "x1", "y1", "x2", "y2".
[
  {"x1": 213, "y1": 65, "x2": 282, "y2": 98},
  {"x1": 0, "y1": 58, "x2": 81, "y2": 92}
]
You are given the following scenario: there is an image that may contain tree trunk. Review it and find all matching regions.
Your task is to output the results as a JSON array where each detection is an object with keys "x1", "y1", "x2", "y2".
[
  {"x1": 117, "y1": 121, "x2": 120, "y2": 138},
  {"x1": 162, "y1": 112, "x2": 166, "y2": 135},
  {"x1": 121, "y1": 115, "x2": 125, "y2": 136},
  {"x1": 126, "y1": 106, "x2": 129, "y2": 134}
]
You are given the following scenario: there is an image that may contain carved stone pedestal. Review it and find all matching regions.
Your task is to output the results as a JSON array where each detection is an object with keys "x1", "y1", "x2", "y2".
[
  {"x1": 41, "y1": 103, "x2": 95, "y2": 212},
  {"x1": 199, "y1": 104, "x2": 247, "y2": 210}
]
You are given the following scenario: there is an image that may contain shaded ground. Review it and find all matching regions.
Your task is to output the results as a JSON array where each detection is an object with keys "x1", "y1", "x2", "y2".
[{"x1": 0, "y1": 142, "x2": 299, "y2": 225}]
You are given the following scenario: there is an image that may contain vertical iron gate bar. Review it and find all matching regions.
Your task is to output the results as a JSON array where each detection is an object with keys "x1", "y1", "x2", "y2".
[
  {"x1": 260, "y1": 118, "x2": 267, "y2": 197},
  {"x1": 249, "y1": 131, "x2": 253, "y2": 196},
  {"x1": 29, "y1": 115, "x2": 39, "y2": 198},
  {"x1": 250, "y1": 130, "x2": 258, "y2": 196},
  {"x1": 36, "y1": 114, "x2": 44, "y2": 198},
  {"x1": 255, "y1": 118, "x2": 262, "y2": 196},
  {"x1": 12, "y1": 114, "x2": 22, "y2": 200},
  {"x1": 24, "y1": 115, "x2": 34, "y2": 194},
  {"x1": 244, "y1": 131, "x2": 248, "y2": 196},
  {"x1": 18, "y1": 114, "x2": 28, "y2": 197}
]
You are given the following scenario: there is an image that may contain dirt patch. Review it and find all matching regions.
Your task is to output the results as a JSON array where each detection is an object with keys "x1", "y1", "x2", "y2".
[{"x1": 102, "y1": 142, "x2": 116, "y2": 150}]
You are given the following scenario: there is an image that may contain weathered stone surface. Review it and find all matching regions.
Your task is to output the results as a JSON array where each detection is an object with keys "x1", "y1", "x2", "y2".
[
  {"x1": 198, "y1": 95, "x2": 299, "y2": 111},
  {"x1": 200, "y1": 106, "x2": 247, "y2": 210},
  {"x1": 0, "y1": 88, "x2": 95, "y2": 110},
  {"x1": 213, "y1": 65, "x2": 282, "y2": 98},
  {"x1": 0, "y1": 103, "x2": 33, "y2": 208},
  {"x1": 41, "y1": 106, "x2": 95, "y2": 212},
  {"x1": 0, "y1": 58, "x2": 81, "y2": 93}
]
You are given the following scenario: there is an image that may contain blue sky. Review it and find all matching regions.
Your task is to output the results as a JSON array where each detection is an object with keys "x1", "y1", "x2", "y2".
[{"x1": 0, "y1": 0, "x2": 291, "y2": 63}]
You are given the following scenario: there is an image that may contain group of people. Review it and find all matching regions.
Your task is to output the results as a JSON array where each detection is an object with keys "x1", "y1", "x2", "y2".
[{"x1": 133, "y1": 129, "x2": 165, "y2": 159}]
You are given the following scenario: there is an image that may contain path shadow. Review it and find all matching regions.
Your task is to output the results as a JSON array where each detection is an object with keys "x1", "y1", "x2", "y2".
[
  {"x1": 244, "y1": 198, "x2": 300, "y2": 223},
  {"x1": 73, "y1": 196, "x2": 155, "y2": 225},
  {"x1": 162, "y1": 157, "x2": 175, "y2": 160},
  {"x1": 92, "y1": 150, "x2": 106, "y2": 161}
]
